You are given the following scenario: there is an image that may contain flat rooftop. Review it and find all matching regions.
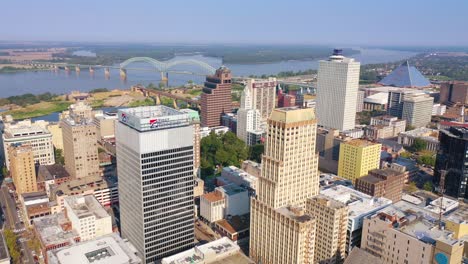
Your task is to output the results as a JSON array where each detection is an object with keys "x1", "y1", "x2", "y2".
[
  {"x1": 202, "y1": 191, "x2": 224, "y2": 203},
  {"x1": 47, "y1": 233, "x2": 141, "y2": 264},
  {"x1": 52, "y1": 176, "x2": 117, "y2": 199},
  {"x1": 3, "y1": 123, "x2": 51, "y2": 139},
  {"x1": 221, "y1": 166, "x2": 258, "y2": 184},
  {"x1": 276, "y1": 206, "x2": 313, "y2": 223},
  {"x1": 269, "y1": 107, "x2": 315, "y2": 124},
  {"x1": 64, "y1": 195, "x2": 110, "y2": 220},
  {"x1": 321, "y1": 185, "x2": 392, "y2": 219},
  {"x1": 38, "y1": 164, "x2": 70, "y2": 182},
  {"x1": 399, "y1": 127, "x2": 439, "y2": 142},
  {"x1": 118, "y1": 105, "x2": 191, "y2": 131},
  {"x1": 218, "y1": 184, "x2": 247, "y2": 196},
  {"x1": 34, "y1": 213, "x2": 79, "y2": 246},
  {"x1": 161, "y1": 237, "x2": 253, "y2": 264},
  {"x1": 345, "y1": 139, "x2": 380, "y2": 147}
]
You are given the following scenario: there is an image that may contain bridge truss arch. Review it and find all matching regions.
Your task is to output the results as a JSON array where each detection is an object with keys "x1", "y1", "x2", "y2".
[
  {"x1": 119, "y1": 57, "x2": 216, "y2": 75},
  {"x1": 165, "y1": 59, "x2": 216, "y2": 75},
  {"x1": 120, "y1": 57, "x2": 166, "y2": 71}
]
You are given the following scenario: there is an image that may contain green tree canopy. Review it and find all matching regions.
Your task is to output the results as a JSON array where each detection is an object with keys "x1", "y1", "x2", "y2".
[
  {"x1": 423, "y1": 181, "x2": 433, "y2": 192},
  {"x1": 412, "y1": 138, "x2": 427, "y2": 152},
  {"x1": 248, "y1": 144, "x2": 264, "y2": 163}
]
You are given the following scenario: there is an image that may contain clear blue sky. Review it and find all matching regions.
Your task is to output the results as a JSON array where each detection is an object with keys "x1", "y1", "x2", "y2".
[{"x1": 1, "y1": 0, "x2": 467, "y2": 46}]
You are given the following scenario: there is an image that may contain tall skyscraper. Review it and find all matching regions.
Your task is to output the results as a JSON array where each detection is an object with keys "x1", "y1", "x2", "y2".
[
  {"x1": 9, "y1": 144, "x2": 37, "y2": 195},
  {"x1": 61, "y1": 118, "x2": 100, "y2": 179},
  {"x1": 250, "y1": 107, "x2": 319, "y2": 264},
  {"x1": 245, "y1": 78, "x2": 277, "y2": 120},
  {"x1": 236, "y1": 86, "x2": 261, "y2": 144},
  {"x1": 337, "y1": 139, "x2": 381, "y2": 184},
  {"x1": 116, "y1": 106, "x2": 195, "y2": 263},
  {"x1": 306, "y1": 195, "x2": 348, "y2": 264},
  {"x1": 316, "y1": 49, "x2": 360, "y2": 131},
  {"x1": 201, "y1": 66, "x2": 232, "y2": 127},
  {"x1": 434, "y1": 127, "x2": 468, "y2": 200}
]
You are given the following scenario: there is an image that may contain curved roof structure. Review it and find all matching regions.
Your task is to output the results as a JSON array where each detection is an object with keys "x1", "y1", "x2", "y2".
[{"x1": 378, "y1": 61, "x2": 431, "y2": 88}]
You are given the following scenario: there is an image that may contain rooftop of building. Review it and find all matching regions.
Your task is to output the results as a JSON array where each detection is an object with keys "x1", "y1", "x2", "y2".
[
  {"x1": 441, "y1": 126, "x2": 468, "y2": 140},
  {"x1": 37, "y1": 164, "x2": 71, "y2": 182},
  {"x1": 202, "y1": 191, "x2": 224, "y2": 203},
  {"x1": 215, "y1": 214, "x2": 250, "y2": 234},
  {"x1": 276, "y1": 206, "x2": 313, "y2": 223},
  {"x1": 0, "y1": 231, "x2": 9, "y2": 261},
  {"x1": 344, "y1": 139, "x2": 380, "y2": 147},
  {"x1": 3, "y1": 121, "x2": 51, "y2": 139},
  {"x1": 52, "y1": 176, "x2": 117, "y2": 199},
  {"x1": 64, "y1": 195, "x2": 110, "y2": 220},
  {"x1": 321, "y1": 185, "x2": 392, "y2": 219},
  {"x1": 363, "y1": 92, "x2": 389, "y2": 104},
  {"x1": 369, "y1": 168, "x2": 404, "y2": 178},
  {"x1": 47, "y1": 233, "x2": 141, "y2": 264},
  {"x1": 310, "y1": 194, "x2": 347, "y2": 209},
  {"x1": 372, "y1": 201, "x2": 460, "y2": 246},
  {"x1": 34, "y1": 212, "x2": 79, "y2": 246},
  {"x1": 343, "y1": 247, "x2": 381, "y2": 264},
  {"x1": 424, "y1": 196, "x2": 459, "y2": 215},
  {"x1": 62, "y1": 117, "x2": 95, "y2": 126},
  {"x1": 161, "y1": 237, "x2": 253, "y2": 264},
  {"x1": 445, "y1": 201, "x2": 468, "y2": 224},
  {"x1": 269, "y1": 107, "x2": 315, "y2": 124},
  {"x1": 217, "y1": 184, "x2": 248, "y2": 196},
  {"x1": 21, "y1": 191, "x2": 49, "y2": 202},
  {"x1": 378, "y1": 61, "x2": 431, "y2": 88},
  {"x1": 403, "y1": 93, "x2": 434, "y2": 102},
  {"x1": 319, "y1": 173, "x2": 353, "y2": 189},
  {"x1": 222, "y1": 166, "x2": 258, "y2": 182},
  {"x1": 399, "y1": 127, "x2": 439, "y2": 142},
  {"x1": 377, "y1": 139, "x2": 405, "y2": 152},
  {"x1": 119, "y1": 105, "x2": 184, "y2": 119}
]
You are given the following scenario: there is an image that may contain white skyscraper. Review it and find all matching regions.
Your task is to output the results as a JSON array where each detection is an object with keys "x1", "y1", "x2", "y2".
[
  {"x1": 116, "y1": 106, "x2": 196, "y2": 263},
  {"x1": 236, "y1": 86, "x2": 262, "y2": 145},
  {"x1": 316, "y1": 49, "x2": 360, "y2": 131}
]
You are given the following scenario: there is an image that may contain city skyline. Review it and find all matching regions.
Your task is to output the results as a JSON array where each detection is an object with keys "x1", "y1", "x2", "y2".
[{"x1": 1, "y1": 0, "x2": 468, "y2": 46}]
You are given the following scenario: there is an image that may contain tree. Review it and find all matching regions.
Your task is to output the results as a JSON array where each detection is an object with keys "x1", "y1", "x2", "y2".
[
  {"x1": 4, "y1": 229, "x2": 20, "y2": 264},
  {"x1": 55, "y1": 148, "x2": 65, "y2": 165},
  {"x1": 399, "y1": 152, "x2": 412, "y2": 159},
  {"x1": 412, "y1": 138, "x2": 427, "y2": 152},
  {"x1": 1, "y1": 166, "x2": 8, "y2": 177},
  {"x1": 248, "y1": 144, "x2": 264, "y2": 163},
  {"x1": 406, "y1": 182, "x2": 418, "y2": 193},
  {"x1": 423, "y1": 181, "x2": 433, "y2": 192},
  {"x1": 418, "y1": 154, "x2": 436, "y2": 167}
]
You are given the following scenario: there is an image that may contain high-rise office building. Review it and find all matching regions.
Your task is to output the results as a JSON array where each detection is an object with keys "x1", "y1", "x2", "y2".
[
  {"x1": 250, "y1": 107, "x2": 319, "y2": 264},
  {"x1": 201, "y1": 66, "x2": 232, "y2": 127},
  {"x1": 386, "y1": 89, "x2": 424, "y2": 118},
  {"x1": 116, "y1": 106, "x2": 195, "y2": 263},
  {"x1": 9, "y1": 144, "x2": 37, "y2": 195},
  {"x1": 316, "y1": 49, "x2": 360, "y2": 131},
  {"x1": 440, "y1": 81, "x2": 468, "y2": 106},
  {"x1": 306, "y1": 195, "x2": 348, "y2": 264},
  {"x1": 434, "y1": 127, "x2": 468, "y2": 200},
  {"x1": 237, "y1": 86, "x2": 262, "y2": 144},
  {"x1": 61, "y1": 118, "x2": 100, "y2": 179},
  {"x1": 337, "y1": 139, "x2": 381, "y2": 183},
  {"x1": 401, "y1": 94, "x2": 434, "y2": 128},
  {"x1": 2, "y1": 120, "x2": 55, "y2": 170},
  {"x1": 245, "y1": 78, "x2": 277, "y2": 120}
]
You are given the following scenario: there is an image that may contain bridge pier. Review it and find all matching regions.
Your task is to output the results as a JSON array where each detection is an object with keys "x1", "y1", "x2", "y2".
[
  {"x1": 64, "y1": 66, "x2": 70, "y2": 72},
  {"x1": 172, "y1": 99, "x2": 178, "y2": 109},
  {"x1": 104, "y1": 67, "x2": 110, "y2": 79},
  {"x1": 155, "y1": 95, "x2": 161, "y2": 105},
  {"x1": 89, "y1": 67, "x2": 95, "y2": 75},
  {"x1": 120, "y1": 68, "x2": 127, "y2": 80},
  {"x1": 75, "y1": 66, "x2": 81, "y2": 73},
  {"x1": 160, "y1": 72, "x2": 168, "y2": 87}
]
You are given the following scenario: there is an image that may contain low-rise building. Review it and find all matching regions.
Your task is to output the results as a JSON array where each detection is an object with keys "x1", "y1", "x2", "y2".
[
  {"x1": 214, "y1": 214, "x2": 250, "y2": 243},
  {"x1": 200, "y1": 184, "x2": 250, "y2": 223},
  {"x1": 200, "y1": 191, "x2": 225, "y2": 223},
  {"x1": 20, "y1": 192, "x2": 51, "y2": 225},
  {"x1": 93, "y1": 111, "x2": 118, "y2": 142},
  {"x1": 63, "y1": 195, "x2": 113, "y2": 241},
  {"x1": 361, "y1": 201, "x2": 465, "y2": 264},
  {"x1": 47, "y1": 233, "x2": 141, "y2": 264},
  {"x1": 320, "y1": 185, "x2": 392, "y2": 254},
  {"x1": 432, "y1": 103, "x2": 447, "y2": 116},
  {"x1": 397, "y1": 127, "x2": 439, "y2": 152},
  {"x1": 161, "y1": 237, "x2": 253, "y2": 264},
  {"x1": 365, "y1": 116, "x2": 406, "y2": 140},
  {"x1": 50, "y1": 176, "x2": 118, "y2": 210},
  {"x1": 200, "y1": 126, "x2": 230, "y2": 138},
  {"x1": 355, "y1": 168, "x2": 405, "y2": 202},
  {"x1": 37, "y1": 164, "x2": 71, "y2": 195},
  {"x1": 363, "y1": 92, "x2": 388, "y2": 111},
  {"x1": 219, "y1": 166, "x2": 258, "y2": 192}
]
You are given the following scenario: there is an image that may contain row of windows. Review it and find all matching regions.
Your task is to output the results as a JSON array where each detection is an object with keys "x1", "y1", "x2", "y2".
[
  {"x1": 145, "y1": 229, "x2": 192, "y2": 245},
  {"x1": 143, "y1": 197, "x2": 192, "y2": 217},
  {"x1": 144, "y1": 223, "x2": 192, "y2": 243},
  {"x1": 142, "y1": 167, "x2": 193, "y2": 182},
  {"x1": 141, "y1": 146, "x2": 193, "y2": 158},
  {"x1": 145, "y1": 237, "x2": 193, "y2": 261},
  {"x1": 143, "y1": 190, "x2": 192, "y2": 208},
  {"x1": 143, "y1": 205, "x2": 193, "y2": 225},
  {"x1": 142, "y1": 162, "x2": 193, "y2": 175},
  {"x1": 142, "y1": 150, "x2": 193, "y2": 164},
  {"x1": 144, "y1": 214, "x2": 193, "y2": 231},
  {"x1": 143, "y1": 182, "x2": 193, "y2": 202},
  {"x1": 144, "y1": 217, "x2": 193, "y2": 237},
  {"x1": 142, "y1": 156, "x2": 192, "y2": 170},
  {"x1": 142, "y1": 173, "x2": 193, "y2": 193}
]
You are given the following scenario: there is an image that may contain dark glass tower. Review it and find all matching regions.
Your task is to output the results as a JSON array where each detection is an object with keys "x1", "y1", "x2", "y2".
[{"x1": 434, "y1": 127, "x2": 468, "y2": 200}]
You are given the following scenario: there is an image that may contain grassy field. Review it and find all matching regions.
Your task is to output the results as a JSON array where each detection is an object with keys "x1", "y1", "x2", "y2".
[{"x1": 4, "y1": 101, "x2": 72, "y2": 119}]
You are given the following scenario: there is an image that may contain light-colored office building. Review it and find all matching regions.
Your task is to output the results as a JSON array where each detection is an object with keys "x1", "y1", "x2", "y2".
[
  {"x1": 63, "y1": 195, "x2": 113, "y2": 241},
  {"x1": 337, "y1": 139, "x2": 381, "y2": 183},
  {"x1": 200, "y1": 184, "x2": 250, "y2": 223},
  {"x1": 320, "y1": 185, "x2": 392, "y2": 254},
  {"x1": 116, "y1": 106, "x2": 195, "y2": 263},
  {"x1": 61, "y1": 118, "x2": 100, "y2": 179},
  {"x1": 47, "y1": 123, "x2": 64, "y2": 150},
  {"x1": 200, "y1": 190, "x2": 225, "y2": 223},
  {"x1": 365, "y1": 116, "x2": 406, "y2": 140},
  {"x1": 47, "y1": 233, "x2": 142, "y2": 264},
  {"x1": 237, "y1": 86, "x2": 262, "y2": 145},
  {"x1": 60, "y1": 101, "x2": 94, "y2": 121},
  {"x1": 9, "y1": 144, "x2": 37, "y2": 195},
  {"x1": 219, "y1": 166, "x2": 258, "y2": 191},
  {"x1": 179, "y1": 109, "x2": 201, "y2": 176},
  {"x1": 316, "y1": 49, "x2": 360, "y2": 131},
  {"x1": 361, "y1": 201, "x2": 464, "y2": 264},
  {"x1": 250, "y1": 107, "x2": 319, "y2": 264},
  {"x1": 402, "y1": 93, "x2": 434, "y2": 128},
  {"x1": 93, "y1": 111, "x2": 118, "y2": 141},
  {"x1": 397, "y1": 127, "x2": 439, "y2": 152},
  {"x1": 306, "y1": 195, "x2": 348, "y2": 264},
  {"x1": 245, "y1": 78, "x2": 277, "y2": 120},
  {"x1": 2, "y1": 119, "x2": 55, "y2": 170}
]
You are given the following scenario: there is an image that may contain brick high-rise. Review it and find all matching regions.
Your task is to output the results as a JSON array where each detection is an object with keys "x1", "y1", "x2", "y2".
[{"x1": 201, "y1": 66, "x2": 232, "y2": 127}]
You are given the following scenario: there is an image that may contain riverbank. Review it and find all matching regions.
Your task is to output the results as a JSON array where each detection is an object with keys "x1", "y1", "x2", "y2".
[
  {"x1": 3, "y1": 101, "x2": 72, "y2": 119},
  {"x1": 0, "y1": 65, "x2": 49, "y2": 73}
]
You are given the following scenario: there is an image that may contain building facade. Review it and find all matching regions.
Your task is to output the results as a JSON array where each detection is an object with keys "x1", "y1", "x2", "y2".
[
  {"x1": 9, "y1": 144, "x2": 37, "y2": 195},
  {"x1": 116, "y1": 106, "x2": 195, "y2": 263},
  {"x1": 401, "y1": 94, "x2": 434, "y2": 128},
  {"x1": 355, "y1": 168, "x2": 405, "y2": 202},
  {"x1": 316, "y1": 49, "x2": 360, "y2": 131},
  {"x1": 61, "y1": 118, "x2": 100, "y2": 179},
  {"x1": 434, "y1": 127, "x2": 468, "y2": 200},
  {"x1": 201, "y1": 66, "x2": 232, "y2": 127},
  {"x1": 237, "y1": 86, "x2": 262, "y2": 145},
  {"x1": 440, "y1": 81, "x2": 468, "y2": 106},
  {"x1": 337, "y1": 140, "x2": 381, "y2": 183},
  {"x1": 306, "y1": 196, "x2": 348, "y2": 264},
  {"x1": 250, "y1": 107, "x2": 319, "y2": 264},
  {"x1": 245, "y1": 78, "x2": 277, "y2": 120}
]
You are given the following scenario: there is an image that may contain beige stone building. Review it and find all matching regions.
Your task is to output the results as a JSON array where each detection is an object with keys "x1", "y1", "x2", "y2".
[
  {"x1": 92, "y1": 112, "x2": 118, "y2": 141},
  {"x1": 307, "y1": 195, "x2": 348, "y2": 264},
  {"x1": 46, "y1": 123, "x2": 64, "y2": 150},
  {"x1": 61, "y1": 118, "x2": 100, "y2": 179},
  {"x1": 245, "y1": 78, "x2": 277, "y2": 120},
  {"x1": 250, "y1": 107, "x2": 319, "y2": 264},
  {"x1": 9, "y1": 144, "x2": 37, "y2": 195}
]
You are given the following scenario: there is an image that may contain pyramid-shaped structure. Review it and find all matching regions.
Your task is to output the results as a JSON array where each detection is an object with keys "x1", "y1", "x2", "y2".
[{"x1": 378, "y1": 61, "x2": 431, "y2": 87}]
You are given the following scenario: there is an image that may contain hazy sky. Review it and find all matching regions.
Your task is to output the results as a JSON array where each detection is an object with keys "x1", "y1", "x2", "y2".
[{"x1": 1, "y1": 0, "x2": 467, "y2": 46}]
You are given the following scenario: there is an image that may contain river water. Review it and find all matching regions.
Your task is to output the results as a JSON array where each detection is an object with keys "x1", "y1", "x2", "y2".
[{"x1": 0, "y1": 48, "x2": 416, "y2": 98}]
